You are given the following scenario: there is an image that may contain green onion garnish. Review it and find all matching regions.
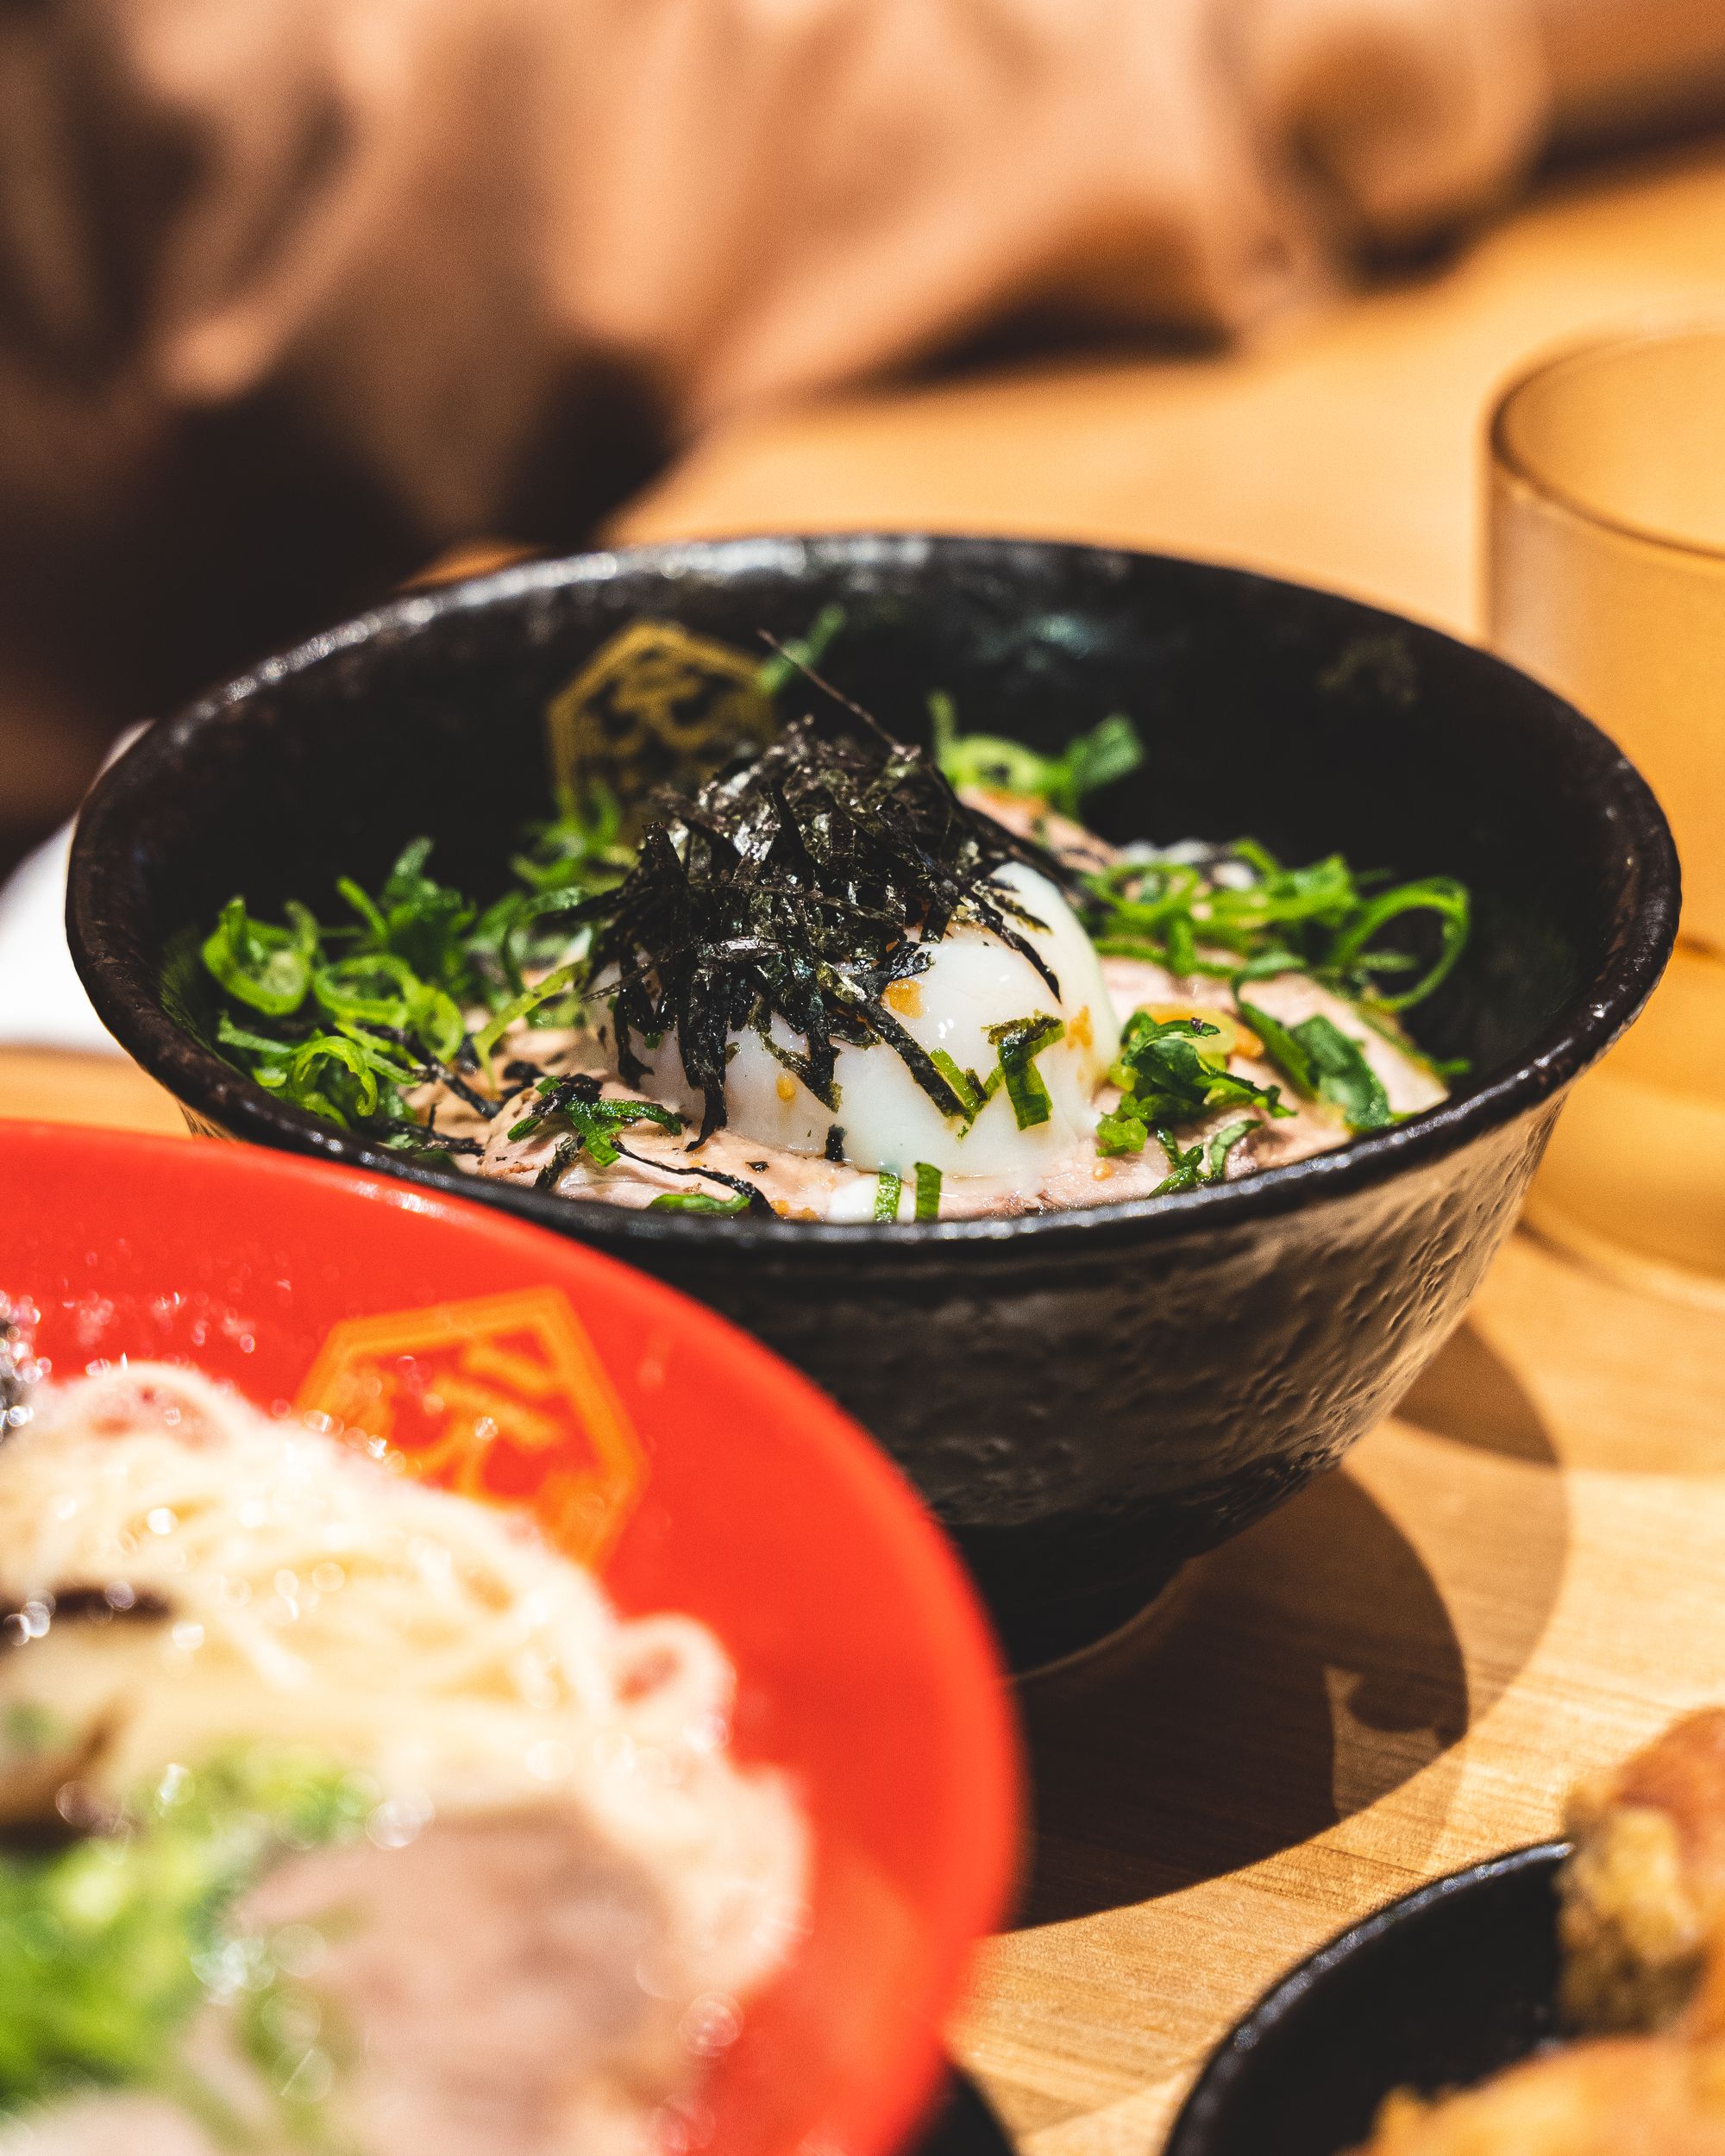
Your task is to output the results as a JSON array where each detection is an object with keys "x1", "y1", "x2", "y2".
[
  {"x1": 201, "y1": 898, "x2": 317, "y2": 1018},
  {"x1": 648, "y1": 1189, "x2": 750, "y2": 1215},
  {"x1": 930, "y1": 697, "x2": 1144, "y2": 818},
  {"x1": 1107, "y1": 1011, "x2": 1284, "y2": 1135},
  {"x1": 1238, "y1": 1002, "x2": 1394, "y2": 1132},
  {"x1": 1084, "y1": 844, "x2": 1469, "y2": 1017},
  {"x1": 931, "y1": 1050, "x2": 988, "y2": 1124},
  {"x1": 507, "y1": 1074, "x2": 683, "y2": 1166},
  {"x1": 1207, "y1": 1118, "x2": 1258, "y2": 1179},
  {"x1": 984, "y1": 1014, "x2": 1065, "y2": 1131}
]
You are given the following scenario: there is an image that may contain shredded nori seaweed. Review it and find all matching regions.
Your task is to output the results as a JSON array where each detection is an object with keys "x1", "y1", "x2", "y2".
[
  {"x1": 376, "y1": 1119, "x2": 487, "y2": 1157},
  {"x1": 507, "y1": 1071, "x2": 685, "y2": 1169},
  {"x1": 612, "y1": 1145, "x2": 775, "y2": 1215},
  {"x1": 576, "y1": 680, "x2": 1083, "y2": 1140},
  {"x1": 431, "y1": 1065, "x2": 503, "y2": 1120}
]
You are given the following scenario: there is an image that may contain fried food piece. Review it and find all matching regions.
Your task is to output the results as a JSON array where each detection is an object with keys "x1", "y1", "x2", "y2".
[
  {"x1": 1354, "y1": 2039, "x2": 1725, "y2": 2156},
  {"x1": 1560, "y1": 1711, "x2": 1725, "y2": 2033}
]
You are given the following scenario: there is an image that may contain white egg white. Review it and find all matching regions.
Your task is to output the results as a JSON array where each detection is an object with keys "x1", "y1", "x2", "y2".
[{"x1": 620, "y1": 862, "x2": 1120, "y2": 1182}]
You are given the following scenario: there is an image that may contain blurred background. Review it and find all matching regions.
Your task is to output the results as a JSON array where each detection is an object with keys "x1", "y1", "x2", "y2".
[{"x1": 6, "y1": 0, "x2": 1725, "y2": 884}]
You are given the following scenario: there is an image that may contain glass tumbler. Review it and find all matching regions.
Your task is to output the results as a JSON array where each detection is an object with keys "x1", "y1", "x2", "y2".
[{"x1": 1486, "y1": 323, "x2": 1725, "y2": 1298}]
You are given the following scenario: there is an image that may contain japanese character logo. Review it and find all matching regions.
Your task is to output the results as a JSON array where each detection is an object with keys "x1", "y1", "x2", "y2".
[
  {"x1": 295, "y1": 1287, "x2": 645, "y2": 1566},
  {"x1": 546, "y1": 618, "x2": 775, "y2": 830}
]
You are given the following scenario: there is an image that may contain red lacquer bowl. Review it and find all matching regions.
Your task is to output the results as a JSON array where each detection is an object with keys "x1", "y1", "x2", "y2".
[{"x1": 1, "y1": 1122, "x2": 1019, "y2": 2156}]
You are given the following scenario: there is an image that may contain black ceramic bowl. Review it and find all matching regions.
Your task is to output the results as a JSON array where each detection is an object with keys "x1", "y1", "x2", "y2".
[
  {"x1": 68, "y1": 535, "x2": 1678, "y2": 1666},
  {"x1": 913, "y1": 2072, "x2": 1014, "y2": 2156},
  {"x1": 1164, "y1": 1842, "x2": 1571, "y2": 2156}
]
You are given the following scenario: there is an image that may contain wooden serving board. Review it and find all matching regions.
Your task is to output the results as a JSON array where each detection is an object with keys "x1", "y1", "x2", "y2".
[
  {"x1": 9, "y1": 123, "x2": 1725, "y2": 2156},
  {"x1": 963, "y1": 1226, "x2": 1725, "y2": 2150}
]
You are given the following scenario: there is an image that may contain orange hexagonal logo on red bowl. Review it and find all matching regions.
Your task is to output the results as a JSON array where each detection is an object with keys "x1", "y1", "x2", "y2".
[{"x1": 295, "y1": 1287, "x2": 644, "y2": 1566}]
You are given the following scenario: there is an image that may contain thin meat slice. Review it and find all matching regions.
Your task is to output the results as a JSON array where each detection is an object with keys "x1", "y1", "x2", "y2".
[{"x1": 241, "y1": 1807, "x2": 699, "y2": 2156}]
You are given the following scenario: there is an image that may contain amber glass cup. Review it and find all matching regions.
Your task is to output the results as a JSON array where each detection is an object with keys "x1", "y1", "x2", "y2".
[{"x1": 1488, "y1": 324, "x2": 1725, "y2": 1296}]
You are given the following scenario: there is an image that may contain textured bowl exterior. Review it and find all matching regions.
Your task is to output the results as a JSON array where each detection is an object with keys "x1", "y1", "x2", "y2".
[
  {"x1": 697, "y1": 1106, "x2": 1557, "y2": 1653},
  {"x1": 67, "y1": 535, "x2": 1678, "y2": 1664}
]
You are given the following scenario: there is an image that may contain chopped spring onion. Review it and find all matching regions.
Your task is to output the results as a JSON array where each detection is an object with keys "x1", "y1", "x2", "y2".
[
  {"x1": 648, "y1": 1189, "x2": 750, "y2": 1215},
  {"x1": 929, "y1": 697, "x2": 1144, "y2": 818},
  {"x1": 201, "y1": 899, "x2": 318, "y2": 1018},
  {"x1": 1238, "y1": 1002, "x2": 1395, "y2": 1132},
  {"x1": 984, "y1": 1014, "x2": 1065, "y2": 1131}
]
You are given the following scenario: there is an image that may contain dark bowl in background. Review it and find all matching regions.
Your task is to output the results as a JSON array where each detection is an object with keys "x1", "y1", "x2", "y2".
[
  {"x1": 68, "y1": 534, "x2": 1678, "y2": 1666},
  {"x1": 1164, "y1": 1843, "x2": 1571, "y2": 2156}
]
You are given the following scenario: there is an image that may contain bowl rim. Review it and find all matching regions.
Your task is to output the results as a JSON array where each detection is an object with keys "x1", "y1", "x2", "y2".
[
  {"x1": 1163, "y1": 1839, "x2": 1572, "y2": 2156},
  {"x1": 68, "y1": 530, "x2": 1682, "y2": 1256},
  {"x1": 2, "y1": 1117, "x2": 1022, "y2": 2156}
]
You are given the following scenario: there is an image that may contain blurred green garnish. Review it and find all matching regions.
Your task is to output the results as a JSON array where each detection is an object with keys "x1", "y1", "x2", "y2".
[{"x1": 0, "y1": 1743, "x2": 371, "y2": 2140}]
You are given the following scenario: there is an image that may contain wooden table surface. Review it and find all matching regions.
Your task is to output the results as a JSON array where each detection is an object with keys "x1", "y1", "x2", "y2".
[{"x1": 9, "y1": 131, "x2": 1725, "y2": 2156}]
